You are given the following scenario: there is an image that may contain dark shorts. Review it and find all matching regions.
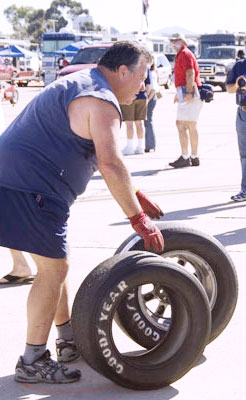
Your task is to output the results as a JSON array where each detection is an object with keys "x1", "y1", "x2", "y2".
[
  {"x1": 0, "y1": 187, "x2": 70, "y2": 258},
  {"x1": 120, "y1": 99, "x2": 147, "y2": 121}
]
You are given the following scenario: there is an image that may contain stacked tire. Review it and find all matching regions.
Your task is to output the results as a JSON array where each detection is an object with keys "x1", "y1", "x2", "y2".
[{"x1": 71, "y1": 223, "x2": 238, "y2": 390}]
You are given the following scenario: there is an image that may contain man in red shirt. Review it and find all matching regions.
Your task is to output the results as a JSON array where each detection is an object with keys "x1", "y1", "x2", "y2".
[{"x1": 169, "y1": 33, "x2": 202, "y2": 168}]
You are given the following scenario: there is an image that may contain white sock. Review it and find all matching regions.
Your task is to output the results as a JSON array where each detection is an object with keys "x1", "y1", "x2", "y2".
[
  {"x1": 182, "y1": 154, "x2": 189, "y2": 160},
  {"x1": 190, "y1": 154, "x2": 198, "y2": 159},
  {"x1": 127, "y1": 139, "x2": 133, "y2": 148},
  {"x1": 137, "y1": 138, "x2": 144, "y2": 148}
]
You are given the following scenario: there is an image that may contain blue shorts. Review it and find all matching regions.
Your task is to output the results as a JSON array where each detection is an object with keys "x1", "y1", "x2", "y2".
[{"x1": 0, "y1": 187, "x2": 70, "y2": 258}]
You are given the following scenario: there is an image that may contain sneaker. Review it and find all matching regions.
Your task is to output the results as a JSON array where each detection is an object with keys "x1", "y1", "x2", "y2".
[
  {"x1": 231, "y1": 191, "x2": 246, "y2": 202},
  {"x1": 169, "y1": 156, "x2": 190, "y2": 168},
  {"x1": 190, "y1": 157, "x2": 200, "y2": 166},
  {"x1": 56, "y1": 339, "x2": 80, "y2": 363},
  {"x1": 122, "y1": 145, "x2": 134, "y2": 155},
  {"x1": 15, "y1": 350, "x2": 81, "y2": 384},
  {"x1": 135, "y1": 146, "x2": 144, "y2": 154}
]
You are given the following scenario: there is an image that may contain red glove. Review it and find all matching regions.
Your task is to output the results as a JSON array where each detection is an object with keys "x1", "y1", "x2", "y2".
[
  {"x1": 129, "y1": 211, "x2": 164, "y2": 253},
  {"x1": 136, "y1": 189, "x2": 164, "y2": 219}
]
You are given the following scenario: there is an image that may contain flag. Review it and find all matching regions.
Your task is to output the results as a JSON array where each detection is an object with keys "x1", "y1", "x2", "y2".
[
  {"x1": 143, "y1": 0, "x2": 149, "y2": 26},
  {"x1": 143, "y1": 0, "x2": 149, "y2": 15}
]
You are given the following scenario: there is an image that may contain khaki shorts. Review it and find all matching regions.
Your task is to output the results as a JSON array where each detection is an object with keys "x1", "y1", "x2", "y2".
[
  {"x1": 120, "y1": 98, "x2": 147, "y2": 121},
  {"x1": 177, "y1": 97, "x2": 203, "y2": 122}
]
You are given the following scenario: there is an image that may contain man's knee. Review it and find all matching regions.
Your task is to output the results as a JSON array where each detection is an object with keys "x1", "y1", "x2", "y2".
[
  {"x1": 187, "y1": 121, "x2": 198, "y2": 132},
  {"x1": 176, "y1": 120, "x2": 187, "y2": 132},
  {"x1": 31, "y1": 254, "x2": 69, "y2": 283}
]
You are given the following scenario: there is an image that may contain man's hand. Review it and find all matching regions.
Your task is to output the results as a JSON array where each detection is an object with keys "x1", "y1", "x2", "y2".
[
  {"x1": 129, "y1": 211, "x2": 164, "y2": 253},
  {"x1": 136, "y1": 189, "x2": 164, "y2": 219},
  {"x1": 184, "y1": 93, "x2": 194, "y2": 103}
]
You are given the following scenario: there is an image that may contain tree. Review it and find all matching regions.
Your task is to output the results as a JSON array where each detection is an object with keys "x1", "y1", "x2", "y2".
[
  {"x1": 26, "y1": 9, "x2": 46, "y2": 43},
  {"x1": 4, "y1": 2, "x2": 99, "y2": 44},
  {"x1": 4, "y1": 5, "x2": 34, "y2": 39},
  {"x1": 46, "y1": 0, "x2": 88, "y2": 30}
]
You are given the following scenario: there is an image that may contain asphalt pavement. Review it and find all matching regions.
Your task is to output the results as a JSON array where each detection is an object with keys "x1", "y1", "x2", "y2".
[{"x1": 0, "y1": 84, "x2": 245, "y2": 399}]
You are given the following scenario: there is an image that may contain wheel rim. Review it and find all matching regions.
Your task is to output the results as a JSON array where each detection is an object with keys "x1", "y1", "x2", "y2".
[{"x1": 137, "y1": 250, "x2": 217, "y2": 332}]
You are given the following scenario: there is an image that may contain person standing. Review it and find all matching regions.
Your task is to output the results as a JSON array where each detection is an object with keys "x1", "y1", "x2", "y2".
[
  {"x1": 0, "y1": 103, "x2": 34, "y2": 284},
  {"x1": 121, "y1": 70, "x2": 150, "y2": 155},
  {"x1": 0, "y1": 41, "x2": 164, "y2": 384},
  {"x1": 168, "y1": 33, "x2": 203, "y2": 168},
  {"x1": 57, "y1": 53, "x2": 69, "y2": 70},
  {"x1": 144, "y1": 57, "x2": 158, "y2": 152},
  {"x1": 226, "y1": 40, "x2": 246, "y2": 202}
]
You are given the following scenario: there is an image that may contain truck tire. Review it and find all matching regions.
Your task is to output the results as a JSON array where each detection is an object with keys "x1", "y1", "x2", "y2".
[
  {"x1": 164, "y1": 75, "x2": 172, "y2": 89},
  {"x1": 220, "y1": 83, "x2": 226, "y2": 91},
  {"x1": 115, "y1": 222, "x2": 238, "y2": 348},
  {"x1": 72, "y1": 251, "x2": 211, "y2": 390}
]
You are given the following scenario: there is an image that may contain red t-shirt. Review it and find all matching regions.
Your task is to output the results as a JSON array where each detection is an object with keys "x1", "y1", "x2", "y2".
[{"x1": 174, "y1": 46, "x2": 201, "y2": 88}]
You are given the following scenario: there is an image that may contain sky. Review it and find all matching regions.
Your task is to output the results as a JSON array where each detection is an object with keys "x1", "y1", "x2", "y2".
[{"x1": 0, "y1": 0, "x2": 246, "y2": 36}]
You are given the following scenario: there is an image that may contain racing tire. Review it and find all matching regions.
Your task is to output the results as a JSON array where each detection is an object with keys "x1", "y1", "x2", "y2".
[
  {"x1": 220, "y1": 83, "x2": 226, "y2": 92},
  {"x1": 72, "y1": 251, "x2": 211, "y2": 390},
  {"x1": 115, "y1": 222, "x2": 238, "y2": 348}
]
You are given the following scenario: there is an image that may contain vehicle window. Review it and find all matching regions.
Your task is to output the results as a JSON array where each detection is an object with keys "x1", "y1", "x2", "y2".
[
  {"x1": 156, "y1": 56, "x2": 164, "y2": 67},
  {"x1": 71, "y1": 47, "x2": 109, "y2": 65},
  {"x1": 162, "y1": 55, "x2": 171, "y2": 67},
  {"x1": 206, "y1": 48, "x2": 235, "y2": 59},
  {"x1": 165, "y1": 54, "x2": 175, "y2": 62},
  {"x1": 156, "y1": 55, "x2": 171, "y2": 68}
]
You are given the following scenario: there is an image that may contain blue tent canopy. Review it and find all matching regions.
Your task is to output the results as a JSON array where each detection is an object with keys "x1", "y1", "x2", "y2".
[
  {"x1": 0, "y1": 45, "x2": 34, "y2": 58},
  {"x1": 55, "y1": 40, "x2": 91, "y2": 56}
]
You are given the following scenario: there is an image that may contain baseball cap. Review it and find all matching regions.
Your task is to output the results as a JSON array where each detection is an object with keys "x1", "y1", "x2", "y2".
[{"x1": 169, "y1": 33, "x2": 188, "y2": 46}]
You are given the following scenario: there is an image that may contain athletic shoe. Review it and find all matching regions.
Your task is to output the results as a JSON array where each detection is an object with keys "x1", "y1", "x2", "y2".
[
  {"x1": 135, "y1": 146, "x2": 144, "y2": 154},
  {"x1": 190, "y1": 157, "x2": 200, "y2": 166},
  {"x1": 145, "y1": 148, "x2": 155, "y2": 153},
  {"x1": 15, "y1": 350, "x2": 81, "y2": 384},
  {"x1": 231, "y1": 191, "x2": 246, "y2": 202},
  {"x1": 169, "y1": 156, "x2": 190, "y2": 168},
  {"x1": 56, "y1": 339, "x2": 80, "y2": 363},
  {"x1": 122, "y1": 145, "x2": 134, "y2": 155}
]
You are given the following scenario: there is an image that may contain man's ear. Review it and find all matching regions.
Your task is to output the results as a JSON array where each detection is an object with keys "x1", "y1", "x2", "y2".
[{"x1": 118, "y1": 64, "x2": 129, "y2": 80}]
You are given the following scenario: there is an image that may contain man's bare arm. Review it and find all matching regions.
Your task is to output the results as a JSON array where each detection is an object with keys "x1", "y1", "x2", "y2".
[
  {"x1": 226, "y1": 75, "x2": 245, "y2": 93},
  {"x1": 184, "y1": 69, "x2": 195, "y2": 103},
  {"x1": 185, "y1": 68, "x2": 195, "y2": 92},
  {"x1": 226, "y1": 82, "x2": 238, "y2": 94},
  {"x1": 68, "y1": 97, "x2": 142, "y2": 217}
]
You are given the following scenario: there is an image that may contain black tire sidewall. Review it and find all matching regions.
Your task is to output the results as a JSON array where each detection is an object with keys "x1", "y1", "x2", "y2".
[
  {"x1": 115, "y1": 222, "x2": 238, "y2": 344},
  {"x1": 72, "y1": 252, "x2": 211, "y2": 390}
]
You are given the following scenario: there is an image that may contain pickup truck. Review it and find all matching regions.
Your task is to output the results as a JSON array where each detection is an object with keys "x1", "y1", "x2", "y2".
[{"x1": 198, "y1": 45, "x2": 244, "y2": 91}]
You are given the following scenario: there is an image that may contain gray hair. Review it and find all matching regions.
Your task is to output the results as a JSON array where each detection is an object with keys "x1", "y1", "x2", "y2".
[{"x1": 98, "y1": 41, "x2": 151, "y2": 72}]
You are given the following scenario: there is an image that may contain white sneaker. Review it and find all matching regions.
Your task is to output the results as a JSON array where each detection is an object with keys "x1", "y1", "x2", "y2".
[
  {"x1": 122, "y1": 145, "x2": 135, "y2": 155},
  {"x1": 135, "y1": 146, "x2": 144, "y2": 154}
]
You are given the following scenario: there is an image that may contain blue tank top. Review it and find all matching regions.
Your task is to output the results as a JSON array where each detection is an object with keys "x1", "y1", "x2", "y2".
[{"x1": 0, "y1": 68, "x2": 122, "y2": 206}]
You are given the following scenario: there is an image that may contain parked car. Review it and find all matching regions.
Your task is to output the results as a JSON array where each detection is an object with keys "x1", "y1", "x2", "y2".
[
  {"x1": 165, "y1": 53, "x2": 176, "y2": 71},
  {"x1": 58, "y1": 44, "x2": 172, "y2": 89},
  {"x1": 153, "y1": 53, "x2": 172, "y2": 88},
  {"x1": 57, "y1": 43, "x2": 112, "y2": 78}
]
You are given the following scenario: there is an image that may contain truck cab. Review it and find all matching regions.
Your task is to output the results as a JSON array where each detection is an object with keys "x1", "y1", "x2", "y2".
[{"x1": 198, "y1": 45, "x2": 244, "y2": 91}]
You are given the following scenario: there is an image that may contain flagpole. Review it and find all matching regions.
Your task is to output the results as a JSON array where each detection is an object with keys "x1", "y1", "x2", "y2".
[{"x1": 140, "y1": 0, "x2": 143, "y2": 35}]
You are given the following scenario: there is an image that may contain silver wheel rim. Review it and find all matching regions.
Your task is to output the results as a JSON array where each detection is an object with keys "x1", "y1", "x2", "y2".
[{"x1": 135, "y1": 250, "x2": 217, "y2": 332}]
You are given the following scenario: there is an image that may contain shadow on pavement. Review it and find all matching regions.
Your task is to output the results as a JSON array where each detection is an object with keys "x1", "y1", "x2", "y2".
[
  {"x1": 164, "y1": 202, "x2": 246, "y2": 221},
  {"x1": 0, "y1": 362, "x2": 179, "y2": 399},
  {"x1": 91, "y1": 168, "x2": 172, "y2": 180},
  {"x1": 215, "y1": 228, "x2": 246, "y2": 246}
]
